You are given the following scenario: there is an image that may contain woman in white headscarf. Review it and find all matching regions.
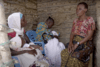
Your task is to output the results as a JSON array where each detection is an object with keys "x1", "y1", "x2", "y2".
[{"x1": 8, "y1": 12, "x2": 49, "y2": 67}]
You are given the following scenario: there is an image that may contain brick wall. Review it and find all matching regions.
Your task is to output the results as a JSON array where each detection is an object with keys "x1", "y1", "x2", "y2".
[
  {"x1": 37, "y1": 0, "x2": 96, "y2": 44},
  {"x1": 2, "y1": 0, "x2": 96, "y2": 44},
  {"x1": 3, "y1": 0, "x2": 37, "y2": 31},
  {"x1": 96, "y1": 1, "x2": 100, "y2": 67}
]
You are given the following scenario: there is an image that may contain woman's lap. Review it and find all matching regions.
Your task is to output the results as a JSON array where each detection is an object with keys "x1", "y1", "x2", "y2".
[{"x1": 61, "y1": 48, "x2": 89, "y2": 67}]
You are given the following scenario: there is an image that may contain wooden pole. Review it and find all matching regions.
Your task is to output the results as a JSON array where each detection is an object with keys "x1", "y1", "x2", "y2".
[{"x1": 0, "y1": 0, "x2": 14, "y2": 67}]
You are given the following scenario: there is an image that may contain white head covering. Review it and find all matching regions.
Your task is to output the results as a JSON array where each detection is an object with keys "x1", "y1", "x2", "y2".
[{"x1": 8, "y1": 12, "x2": 24, "y2": 36}]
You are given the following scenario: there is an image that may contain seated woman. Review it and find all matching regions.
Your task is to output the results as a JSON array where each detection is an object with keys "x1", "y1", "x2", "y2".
[
  {"x1": 61, "y1": 2, "x2": 95, "y2": 67},
  {"x1": 35, "y1": 17, "x2": 58, "y2": 42},
  {"x1": 8, "y1": 12, "x2": 49, "y2": 67}
]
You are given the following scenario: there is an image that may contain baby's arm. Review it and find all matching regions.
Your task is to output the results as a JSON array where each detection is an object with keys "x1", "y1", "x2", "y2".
[{"x1": 30, "y1": 45, "x2": 43, "y2": 50}]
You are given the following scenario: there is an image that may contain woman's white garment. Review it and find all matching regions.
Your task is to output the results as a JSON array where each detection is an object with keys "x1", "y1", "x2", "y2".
[
  {"x1": 10, "y1": 34, "x2": 49, "y2": 67},
  {"x1": 10, "y1": 34, "x2": 33, "y2": 51},
  {"x1": 17, "y1": 50, "x2": 44, "y2": 67},
  {"x1": 45, "y1": 38, "x2": 65, "y2": 67},
  {"x1": 8, "y1": 12, "x2": 49, "y2": 67}
]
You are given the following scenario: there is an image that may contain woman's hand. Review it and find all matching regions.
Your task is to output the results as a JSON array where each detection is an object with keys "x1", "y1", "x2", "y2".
[
  {"x1": 68, "y1": 42, "x2": 73, "y2": 53},
  {"x1": 68, "y1": 32, "x2": 75, "y2": 53},
  {"x1": 71, "y1": 44, "x2": 78, "y2": 52},
  {"x1": 27, "y1": 49, "x2": 37, "y2": 56},
  {"x1": 30, "y1": 45, "x2": 40, "y2": 49},
  {"x1": 39, "y1": 47, "x2": 43, "y2": 51}
]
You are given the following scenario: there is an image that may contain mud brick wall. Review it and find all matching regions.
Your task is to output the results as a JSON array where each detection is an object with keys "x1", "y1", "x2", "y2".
[
  {"x1": 3, "y1": 0, "x2": 37, "y2": 31},
  {"x1": 95, "y1": 1, "x2": 100, "y2": 67},
  {"x1": 37, "y1": 0, "x2": 96, "y2": 44}
]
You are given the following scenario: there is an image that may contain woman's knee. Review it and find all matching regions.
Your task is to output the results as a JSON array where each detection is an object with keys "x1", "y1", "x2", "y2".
[{"x1": 61, "y1": 49, "x2": 68, "y2": 56}]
